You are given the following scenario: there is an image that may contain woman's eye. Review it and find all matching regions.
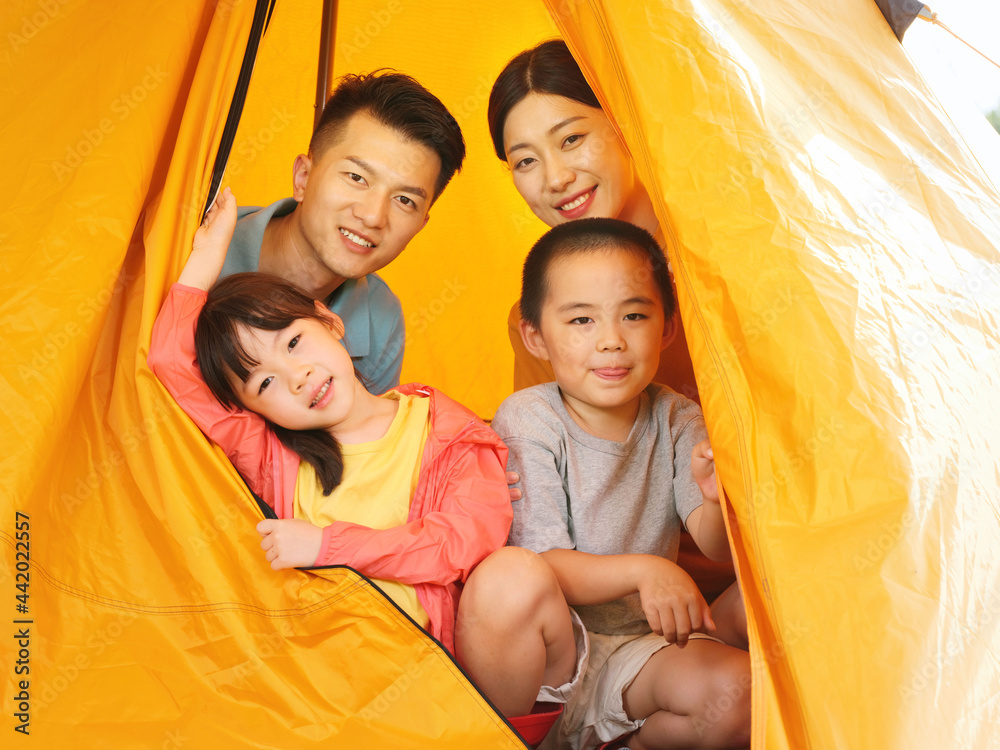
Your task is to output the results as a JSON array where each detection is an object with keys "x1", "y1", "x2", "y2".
[
  {"x1": 288, "y1": 335, "x2": 300, "y2": 351},
  {"x1": 258, "y1": 376, "x2": 273, "y2": 395},
  {"x1": 563, "y1": 133, "x2": 583, "y2": 147},
  {"x1": 514, "y1": 156, "x2": 536, "y2": 170}
]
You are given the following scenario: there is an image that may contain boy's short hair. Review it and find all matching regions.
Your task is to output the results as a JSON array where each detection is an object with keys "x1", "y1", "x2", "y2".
[
  {"x1": 520, "y1": 218, "x2": 675, "y2": 328},
  {"x1": 310, "y1": 70, "x2": 466, "y2": 203}
]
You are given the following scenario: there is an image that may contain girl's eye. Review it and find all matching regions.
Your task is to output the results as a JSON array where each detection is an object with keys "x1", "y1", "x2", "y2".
[
  {"x1": 569, "y1": 317, "x2": 592, "y2": 325},
  {"x1": 258, "y1": 376, "x2": 273, "y2": 395},
  {"x1": 288, "y1": 335, "x2": 300, "y2": 351},
  {"x1": 624, "y1": 313, "x2": 647, "y2": 321}
]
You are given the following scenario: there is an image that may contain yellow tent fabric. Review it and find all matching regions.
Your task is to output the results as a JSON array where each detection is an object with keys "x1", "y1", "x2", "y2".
[
  {"x1": 549, "y1": 1, "x2": 1000, "y2": 748},
  {"x1": 0, "y1": 1, "x2": 525, "y2": 746},
  {"x1": 3, "y1": 0, "x2": 1000, "y2": 748}
]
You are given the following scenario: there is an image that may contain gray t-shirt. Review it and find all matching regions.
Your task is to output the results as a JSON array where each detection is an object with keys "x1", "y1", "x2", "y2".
[{"x1": 491, "y1": 383, "x2": 707, "y2": 635}]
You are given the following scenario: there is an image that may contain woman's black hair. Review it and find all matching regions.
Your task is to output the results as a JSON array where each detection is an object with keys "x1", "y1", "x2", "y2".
[
  {"x1": 195, "y1": 272, "x2": 344, "y2": 495},
  {"x1": 487, "y1": 39, "x2": 601, "y2": 161}
]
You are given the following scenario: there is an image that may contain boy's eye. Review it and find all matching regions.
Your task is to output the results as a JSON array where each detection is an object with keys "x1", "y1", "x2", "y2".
[
  {"x1": 288, "y1": 334, "x2": 300, "y2": 351},
  {"x1": 624, "y1": 313, "x2": 647, "y2": 321},
  {"x1": 258, "y1": 376, "x2": 273, "y2": 395},
  {"x1": 569, "y1": 316, "x2": 592, "y2": 325}
]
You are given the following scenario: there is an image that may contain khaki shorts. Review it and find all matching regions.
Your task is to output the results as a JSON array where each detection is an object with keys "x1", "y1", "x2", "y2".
[{"x1": 539, "y1": 628, "x2": 721, "y2": 750}]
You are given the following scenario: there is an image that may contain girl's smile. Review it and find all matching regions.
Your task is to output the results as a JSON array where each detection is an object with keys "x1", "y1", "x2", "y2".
[{"x1": 230, "y1": 313, "x2": 360, "y2": 436}]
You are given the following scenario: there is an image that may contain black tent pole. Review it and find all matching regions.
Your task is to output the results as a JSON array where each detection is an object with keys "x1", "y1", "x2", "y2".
[{"x1": 315, "y1": 0, "x2": 340, "y2": 128}]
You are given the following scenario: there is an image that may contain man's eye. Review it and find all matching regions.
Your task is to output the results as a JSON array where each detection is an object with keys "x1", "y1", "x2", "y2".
[
  {"x1": 258, "y1": 376, "x2": 273, "y2": 395},
  {"x1": 347, "y1": 172, "x2": 366, "y2": 184},
  {"x1": 397, "y1": 196, "x2": 415, "y2": 207},
  {"x1": 289, "y1": 335, "x2": 300, "y2": 351}
]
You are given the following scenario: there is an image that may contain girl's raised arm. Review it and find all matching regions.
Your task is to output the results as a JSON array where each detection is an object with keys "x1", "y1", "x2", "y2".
[{"x1": 178, "y1": 187, "x2": 237, "y2": 292}]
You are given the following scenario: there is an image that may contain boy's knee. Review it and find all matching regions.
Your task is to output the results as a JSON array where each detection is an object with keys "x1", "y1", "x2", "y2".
[
  {"x1": 465, "y1": 546, "x2": 560, "y2": 617},
  {"x1": 698, "y1": 652, "x2": 752, "y2": 747}
]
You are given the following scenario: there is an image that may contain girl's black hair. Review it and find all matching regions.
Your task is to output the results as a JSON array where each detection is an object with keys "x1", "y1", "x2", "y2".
[
  {"x1": 195, "y1": 272, "x2": 343, "y2": 494},
  {"x1": 487, "y1": 39, "x2": 601, "y2": 161}
]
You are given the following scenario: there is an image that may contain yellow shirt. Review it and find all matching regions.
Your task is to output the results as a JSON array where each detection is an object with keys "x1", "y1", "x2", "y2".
[{"x1": 294, "y1": 391, "x2": 431, "y2": 627}]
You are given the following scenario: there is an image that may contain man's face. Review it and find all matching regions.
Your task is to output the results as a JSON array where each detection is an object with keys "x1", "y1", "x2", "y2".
[{"x1": 292, "y1": 113, "x2": 441, "y2": 286}]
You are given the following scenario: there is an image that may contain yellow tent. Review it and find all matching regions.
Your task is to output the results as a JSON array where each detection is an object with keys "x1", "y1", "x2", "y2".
[{"x1": 2, "y1": 0, "x2": 999, "y2": 747}]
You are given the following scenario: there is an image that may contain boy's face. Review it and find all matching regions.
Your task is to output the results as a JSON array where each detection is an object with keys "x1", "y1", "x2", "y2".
[
  {"x1": 522, "y1": 246, "x2": 671, "y2": 419},
  {"x1": 291, "y1": 113, "x2": 441, "y2": 287}
]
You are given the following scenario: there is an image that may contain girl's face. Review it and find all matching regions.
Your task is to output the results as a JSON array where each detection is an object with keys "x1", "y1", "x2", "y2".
[
  {"x1": 227, "y1": 312, "x2": 358, "y2": 435},
  {"x1": 502, "y1": 93, "x2": 642, "y2": 228}
]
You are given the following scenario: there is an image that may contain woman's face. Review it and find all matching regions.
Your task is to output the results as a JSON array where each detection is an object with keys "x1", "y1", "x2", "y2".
[{"x1": 502, "y1": 92, "x2": 641, "y2": 228}]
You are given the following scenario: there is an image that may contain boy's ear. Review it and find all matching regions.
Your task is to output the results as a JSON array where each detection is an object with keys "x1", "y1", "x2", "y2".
[
  {"x1": 314, "y1": 301, "x2": 345, "y2": 339},
  {"x1": 519, "y1": 318, "x2": 550, "y2": 361},
  {"x1": 660, "y1": 312, "x2": 679, "y2": 351},
  {"x1": 292, "y1": 153, "x2": 312, "y2": 202}
]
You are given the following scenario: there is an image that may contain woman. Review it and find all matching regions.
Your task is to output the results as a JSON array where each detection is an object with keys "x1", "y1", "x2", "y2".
[{"x1": 488, "y1": 39, "x2": 737, "y2": 606}]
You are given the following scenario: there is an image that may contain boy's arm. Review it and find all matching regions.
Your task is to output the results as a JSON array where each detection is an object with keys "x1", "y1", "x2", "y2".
[
  {"x1": 540, "y1": 549, "x2": 713, "y2": 646},
  {"x1": 686, "y1": 440, "x2": 732, "y2": 562}
]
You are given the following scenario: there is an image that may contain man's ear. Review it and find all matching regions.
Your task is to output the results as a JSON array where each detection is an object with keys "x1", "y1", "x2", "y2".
[
  {"x1": 314, "y1": 301, "x2": 345, "y2": 339},
  {"x1": 292, "y1": 154, "x2": 312, "y2": 202},
  {"x1": 519, "y1": 318, "x2": 550, "y2": 361},
  {"x1": 660, "y1": 312, "x2": 679, "y2": 351}
]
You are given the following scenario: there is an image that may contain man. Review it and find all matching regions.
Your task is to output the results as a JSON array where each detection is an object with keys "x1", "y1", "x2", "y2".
[{"x1": 221, "y1": 71, "x2": 466, "y2": 395}]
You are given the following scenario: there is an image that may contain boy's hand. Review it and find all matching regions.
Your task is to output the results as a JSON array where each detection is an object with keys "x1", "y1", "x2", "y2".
[
  {"x1": 256, "y1": 518, "x2": 323, "y2": 570},
  {"x1": 691, "y1": 439, "x2": 720, "y2": 504},
  {"x1": 178, "y1": 186, "x2": 238, "y2": 291},
  {"x1": 637, "y1": 557, "x2": 715, "y2": 647}
]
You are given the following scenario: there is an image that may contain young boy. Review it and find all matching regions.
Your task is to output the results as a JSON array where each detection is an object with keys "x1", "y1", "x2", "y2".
[{"x1": 491, "y1": 219, "x2": 751, "y2": 750}]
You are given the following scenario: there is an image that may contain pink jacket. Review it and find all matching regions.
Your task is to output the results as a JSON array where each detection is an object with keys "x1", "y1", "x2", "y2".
[{"x1": 148, "y1": 284, "x2": 512, "y2": 653}]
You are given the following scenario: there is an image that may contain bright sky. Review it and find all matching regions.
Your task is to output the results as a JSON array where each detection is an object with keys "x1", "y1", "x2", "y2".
[{"x1": 903, "y1": 0, "x2": 1000, "y2": 115}]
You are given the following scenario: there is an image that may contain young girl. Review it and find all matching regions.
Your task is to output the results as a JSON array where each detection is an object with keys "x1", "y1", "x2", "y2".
[{"x1": 148, "y1": 188, "x2": 582, "y2": 724}]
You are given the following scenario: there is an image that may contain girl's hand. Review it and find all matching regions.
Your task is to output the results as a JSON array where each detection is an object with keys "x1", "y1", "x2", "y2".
[
  {"x1": 691, "y1": 439, "x2": 720, "y2": 504},
  {"x1": 256, "y1": 518, "x2": 323, "y2": 570},
  {"x1": 178, "y1": 186, "x2": 238, "y2": 291},
  {"x1": 637, "y1": 556, "x2": 714, "y2": 646}
]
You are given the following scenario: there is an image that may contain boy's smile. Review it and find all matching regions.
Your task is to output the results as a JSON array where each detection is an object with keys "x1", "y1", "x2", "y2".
[{"x1": 521, "y1": 246, "x2": 673, "y2": 439}]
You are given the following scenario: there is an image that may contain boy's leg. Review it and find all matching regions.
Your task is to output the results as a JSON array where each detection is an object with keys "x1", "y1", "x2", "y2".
[
  {"x1": 708, "y1": 582, "x2": 748, "y2": 651},
  {"x1": 621, "y1": 639, "x2": 750, "y2": 750},
  {"x1": 456, "y1": 546, "x2": 579, "y2": 717}
]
